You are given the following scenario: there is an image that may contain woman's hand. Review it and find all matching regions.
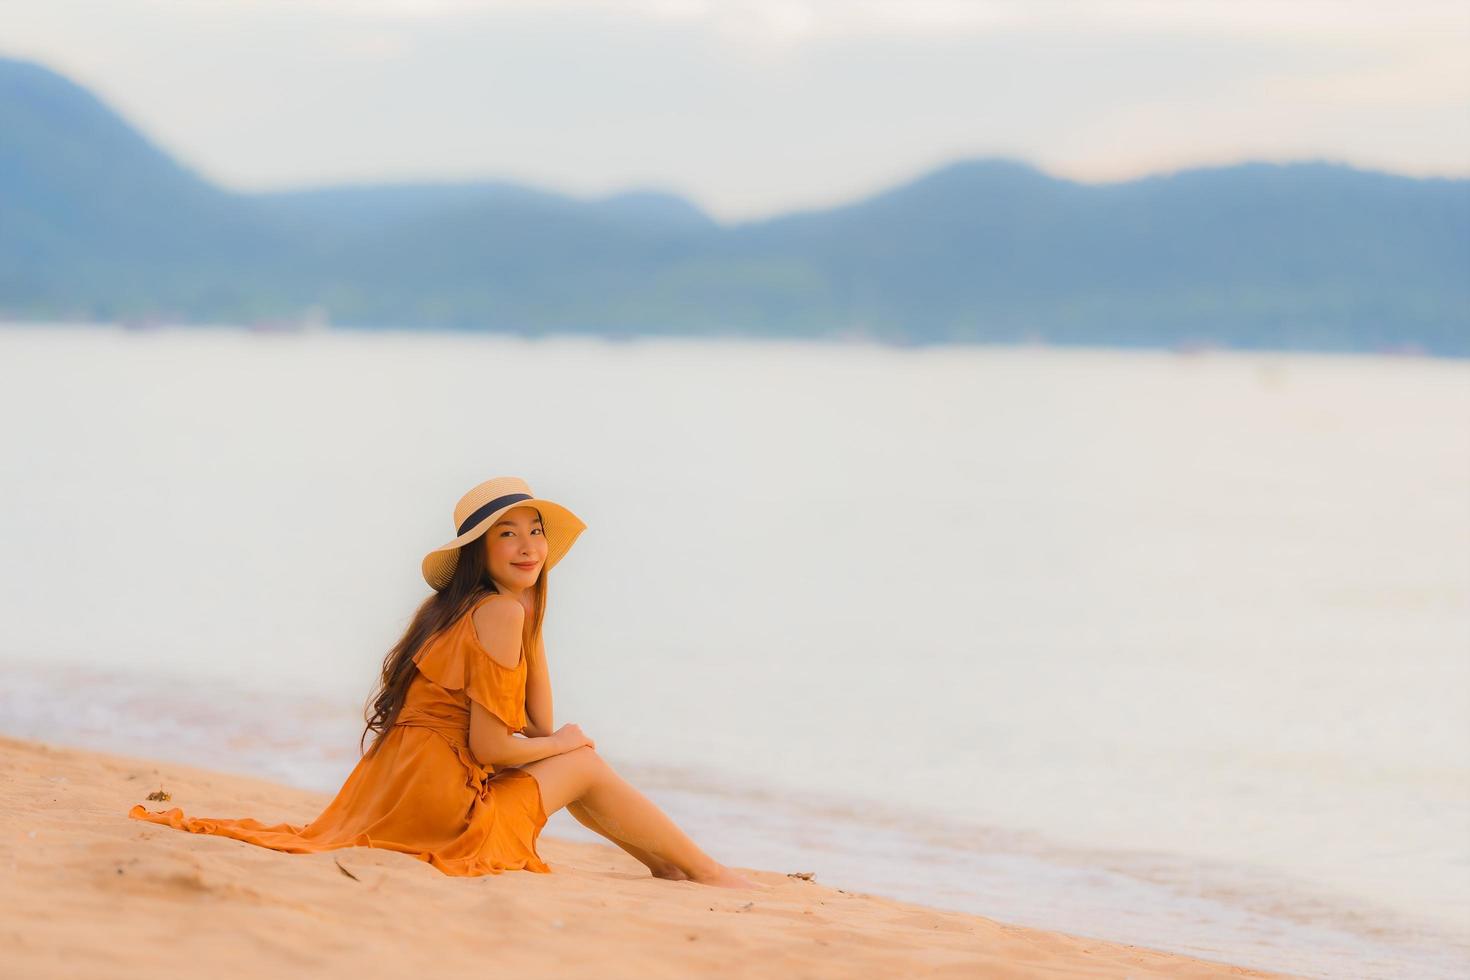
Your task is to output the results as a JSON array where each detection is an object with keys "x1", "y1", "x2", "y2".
[{"x1": 551, "y1": 722, "x2": 596, "y2": 753}]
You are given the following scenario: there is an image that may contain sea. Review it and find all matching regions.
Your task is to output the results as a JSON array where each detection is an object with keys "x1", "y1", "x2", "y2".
[{"x1": 1, "y1": 322, "x2": 1466, "y2": 979}]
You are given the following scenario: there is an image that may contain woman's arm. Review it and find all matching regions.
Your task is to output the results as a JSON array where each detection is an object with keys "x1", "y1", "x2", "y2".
[
  {"x1": 522, "y1": 631, "x2": 554, "y2": 738},
  {"x1": 469, "y1": 700, "x2": 568, "y2": 768}
]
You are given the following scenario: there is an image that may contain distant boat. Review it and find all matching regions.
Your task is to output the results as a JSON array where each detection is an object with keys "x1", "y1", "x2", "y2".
[
  {"x1": 829, "y1": 324, "x2": 879, "y2": 344},
  {"x1": 1373, "y1": 341, "x2": 1428, "y2": 357},
  {"x1": 247, "y1": 306, "x2": 331, "y2": 334},
  {"x1": 246, "y1": 318, "x2": 298, "y2": 333},
  {"x1": 1171, "y1": 337, "x2": 1221, "y2": 355}
]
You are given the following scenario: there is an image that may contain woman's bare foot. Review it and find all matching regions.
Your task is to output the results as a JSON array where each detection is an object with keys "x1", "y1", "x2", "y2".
[
  {"x1": 650, "y1": 863, "x2": 689, "y2": 881},
  {"x1": 687, "y1": 863, "x2": 763, "y2": 889}
]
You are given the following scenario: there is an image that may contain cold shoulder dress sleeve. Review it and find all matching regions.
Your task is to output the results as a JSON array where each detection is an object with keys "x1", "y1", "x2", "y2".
[
  {"x1": 411, "y1": 599, "x2": 530, "y2": 737},
  {"x1": 127, "y1": 594, "x2": 550, "y2": 877}
]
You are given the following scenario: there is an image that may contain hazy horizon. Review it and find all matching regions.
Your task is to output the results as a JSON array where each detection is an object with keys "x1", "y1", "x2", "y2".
[{"x1": 2, "y1": 0, "x2": 1466, "y2": 221}]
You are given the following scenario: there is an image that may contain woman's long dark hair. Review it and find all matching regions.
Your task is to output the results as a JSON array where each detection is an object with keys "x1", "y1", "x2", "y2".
[{"x1": 360, "y1": 534, "x2": 547, "y2": 756}]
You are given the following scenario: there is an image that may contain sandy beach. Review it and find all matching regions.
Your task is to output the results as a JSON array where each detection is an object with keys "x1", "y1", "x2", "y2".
[{"x1": 0, "y1": 735, "x2": 1296, "y2": 979}]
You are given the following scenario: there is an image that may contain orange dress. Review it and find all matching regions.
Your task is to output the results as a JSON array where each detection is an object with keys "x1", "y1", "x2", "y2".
[{"x1": 127, "y1": 594, "x2": 551, "y2": 876}]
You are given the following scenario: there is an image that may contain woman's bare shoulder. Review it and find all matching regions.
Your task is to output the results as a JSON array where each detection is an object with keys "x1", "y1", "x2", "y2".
[{"x1": 470, "y1": 595, "x2": 525, "y2": 669}]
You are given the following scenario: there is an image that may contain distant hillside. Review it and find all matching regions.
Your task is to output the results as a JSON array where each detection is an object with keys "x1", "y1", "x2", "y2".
[{"x1": 1, "y1": 55, "x2": 1466, "y2": 355}]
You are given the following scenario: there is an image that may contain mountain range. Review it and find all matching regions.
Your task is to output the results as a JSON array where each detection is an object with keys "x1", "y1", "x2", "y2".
[{"x1": 2, "y1": 55, "x2": 1466, "y2": 355}]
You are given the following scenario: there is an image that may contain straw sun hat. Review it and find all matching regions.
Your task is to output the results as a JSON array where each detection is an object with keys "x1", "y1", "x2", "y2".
[{"x1": 421, "y1": 476, "x2": 586, "y2": 591}]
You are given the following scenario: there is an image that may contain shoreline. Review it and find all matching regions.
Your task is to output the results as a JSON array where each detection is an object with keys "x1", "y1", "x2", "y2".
[{"x1": 1, "y1": 735, "x2": 1296, "y2": 978}]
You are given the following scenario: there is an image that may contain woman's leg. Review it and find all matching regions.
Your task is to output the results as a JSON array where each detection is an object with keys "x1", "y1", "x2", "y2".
[
  {"x1": 564, "y1": 800, "x2": 687, "y2": 880},
  {"x1": 520, "y1": 747, "x2": 756, "y2": 889}
]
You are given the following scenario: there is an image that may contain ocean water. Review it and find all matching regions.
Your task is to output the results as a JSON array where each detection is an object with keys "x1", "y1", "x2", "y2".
[{"x1": 1, "y1": 323, "x2": 1466, "y2": 979}]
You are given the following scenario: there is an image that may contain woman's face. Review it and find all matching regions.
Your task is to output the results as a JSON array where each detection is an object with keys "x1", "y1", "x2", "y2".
[{"x1": 482, "y1": 505, "x2": 548, "y2": 592}]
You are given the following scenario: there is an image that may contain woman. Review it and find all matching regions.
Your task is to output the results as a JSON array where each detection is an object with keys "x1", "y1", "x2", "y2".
[{"x1": 129, "y1": 476, "x2": 757, "y2": 889}]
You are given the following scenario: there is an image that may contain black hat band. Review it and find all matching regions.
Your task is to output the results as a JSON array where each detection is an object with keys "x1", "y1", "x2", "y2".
[{"x1": 457, "y1": 493, "x2": 535, "y2": 537}]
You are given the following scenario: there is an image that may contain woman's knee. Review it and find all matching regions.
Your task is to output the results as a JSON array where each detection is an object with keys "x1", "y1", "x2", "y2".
[
  {"x1": 566, "y1": 745, "x2": 611, "y2": 776},
  {"x1": 567, "y1": 746, "x2": 620, "y2": 794},
  {"x1": 523, "y1": 746, "x2": 611, "y2": 814}
]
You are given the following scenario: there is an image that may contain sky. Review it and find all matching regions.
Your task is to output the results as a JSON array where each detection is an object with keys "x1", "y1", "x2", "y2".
[{"x1": 2, "y1": 0, "x2": 1467, "y2": 221}]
